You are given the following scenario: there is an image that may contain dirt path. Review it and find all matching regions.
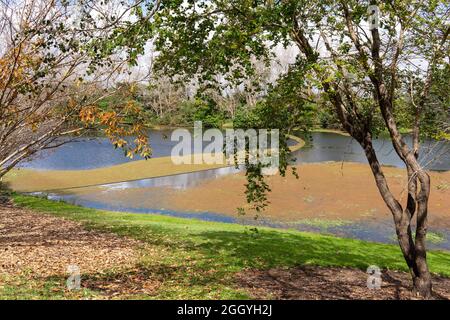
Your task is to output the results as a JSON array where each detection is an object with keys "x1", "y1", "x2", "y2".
[
  {"x1": 0, "y1": 203, "x2": 140, "y2": 277},
  {"x1": 237, "y1": 266, "x2": 450, "y2": 300}
]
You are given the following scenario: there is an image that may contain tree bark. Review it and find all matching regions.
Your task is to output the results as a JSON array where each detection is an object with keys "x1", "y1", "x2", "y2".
[
  {"x1": 361, "y1": 133, "x2": 432, "y2": 298},
  {"x1": 291, "y1": 15, "x2": 433, "y2": 298}
]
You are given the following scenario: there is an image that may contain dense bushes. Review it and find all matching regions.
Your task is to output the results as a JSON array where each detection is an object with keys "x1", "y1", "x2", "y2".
[{"x1": 179, "y1": 97, "x2": 226, "y2": 128}]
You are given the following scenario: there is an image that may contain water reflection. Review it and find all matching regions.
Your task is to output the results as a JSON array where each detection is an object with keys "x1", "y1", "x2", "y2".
[
  {"x1": 104, "y1": 166, "x2": 241, "y2": 190},
  {"x1": 292, "y1": 132, "x2": 449, "y2": 171},
  {"x1": 21, "y1": 131, "x2": 449, "y2": 171}
]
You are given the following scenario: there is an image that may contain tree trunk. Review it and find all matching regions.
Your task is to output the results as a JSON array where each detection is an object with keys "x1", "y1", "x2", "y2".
[
  {"x1": 290, "y1": 19, "x2": 434, "y2": 298},
  {"x1": 361, "y1": 134, "x2": 432, "y2": 298}
]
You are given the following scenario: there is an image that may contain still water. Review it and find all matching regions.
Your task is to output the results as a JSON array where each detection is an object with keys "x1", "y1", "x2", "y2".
[
  {"x1": 21, "y1": 132, "x2": 450, "y2": 171},
  {"x1": 25, "y1": 131, "x2": 450, "y2": 250},
  {"x1": 291, "y1": 132, "x2": 449, "y2": 171}
]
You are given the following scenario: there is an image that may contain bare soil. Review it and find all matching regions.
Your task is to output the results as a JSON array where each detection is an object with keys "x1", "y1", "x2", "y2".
[{"x1": 237, "y1": 266, "x2": 450, "y2": 300}]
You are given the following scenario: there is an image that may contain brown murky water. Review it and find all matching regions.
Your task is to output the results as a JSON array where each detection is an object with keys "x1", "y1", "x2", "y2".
[{"x1": 20, "y1": 131, "x2": 449, "y2": 249}]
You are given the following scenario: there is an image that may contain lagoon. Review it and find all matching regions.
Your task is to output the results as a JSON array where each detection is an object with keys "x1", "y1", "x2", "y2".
[
  {"x1": 19, "y1": 131, "x2": 450, "y2": 250},
  {"x1": 21, "y1": 131, "x2": 449, "y2": 171}
]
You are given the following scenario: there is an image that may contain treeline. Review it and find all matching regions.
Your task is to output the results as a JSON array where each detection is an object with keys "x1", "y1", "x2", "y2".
[
  {"x1": 93, "y1": 64, "x2": 449, "y2": 139},
  {"x1": 93, "y1": 78, "x2": 342, "y2": 130}
]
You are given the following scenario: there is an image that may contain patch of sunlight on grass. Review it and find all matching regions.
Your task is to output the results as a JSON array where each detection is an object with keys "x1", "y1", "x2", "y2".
[
  {"x1": 389, "y1": 231, "x2": 446, "y2": 245},
  {"x1": 289, "y1": 218, "x2": 353, "y2": 229},
  {"x1": 6, "y1": 193, "x2": 450, "y2": 299}
]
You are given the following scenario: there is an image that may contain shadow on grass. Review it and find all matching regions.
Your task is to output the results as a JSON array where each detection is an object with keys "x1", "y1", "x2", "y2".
[
  {"x1": 7, "y1": 192, "x2": 450, "y2": 298},
  {"x1": 191, "y1": 229, "x2": 409, "y2": 270},
  {"x1": 31, "y1": 228, "x2": 450, "y2": 299}
]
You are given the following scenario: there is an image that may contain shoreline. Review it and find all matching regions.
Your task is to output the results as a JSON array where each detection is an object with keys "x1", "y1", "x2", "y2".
[
  {"x1": 3, "y1": 193, "x2": 450, "y2": 299},
  {"x1": 19, "y1": 161, "x2": 449, "y2": 230},
  {"x1": 4, "y1": 135, "x2": 306, "y2": 192}
]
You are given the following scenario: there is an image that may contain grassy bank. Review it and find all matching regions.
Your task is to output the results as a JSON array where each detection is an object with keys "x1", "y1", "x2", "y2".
[{"x1": 2, "y1": 193, "x2": 450, "y2": 299}]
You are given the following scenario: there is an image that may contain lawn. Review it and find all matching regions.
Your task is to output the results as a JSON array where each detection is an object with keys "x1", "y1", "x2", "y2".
[{"x1": 2, "y1": 193, "x2": 450, "y2": 299}]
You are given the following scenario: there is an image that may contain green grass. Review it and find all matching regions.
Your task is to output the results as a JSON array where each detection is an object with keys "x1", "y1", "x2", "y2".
[
  {"x1": 4, "y1": 193, "x2": 450, "y2": 299},
  {"x1": 289, "y1": 218, "x2": 352, "y2": 230},
  {"x1": 389, "y1": 231, "x2": 446, "y2": 245},
  {"x1": 423, "y1": 232, "x2": 446, "y2": 244},
  {"x1": 0, "y1": 273, "x2": 98, "y2": 300}
]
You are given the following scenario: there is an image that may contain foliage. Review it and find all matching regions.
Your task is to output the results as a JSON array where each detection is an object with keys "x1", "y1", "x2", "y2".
[
  {"x1": 420, "y1": 65, "x2": 450, "y2": 140},
  {"x1": 179, "y1": 96, "x2": 226, "y2": 128},
  {"x1": 0, "y1": 0, "x2": 162, "y2": 177},
  {"x1": 79, "y1": 83, "x2": 152, "y2": 159}
]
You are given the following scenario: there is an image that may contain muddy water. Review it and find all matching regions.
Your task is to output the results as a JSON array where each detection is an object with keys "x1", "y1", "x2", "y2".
[
  {"x1": 31, "y1": 163, "x2": 450, "y2": 250},
  {"x1": 25, "y1": 131, "x2": 450, "y2": 250},
  {"x1": 32, "y1": 190, "x2": 450, "y2": 251}
]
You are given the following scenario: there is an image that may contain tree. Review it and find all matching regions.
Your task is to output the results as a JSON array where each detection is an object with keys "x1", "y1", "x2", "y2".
[
  {"x1": 139, "y1": 0, "x2": 448, "y2": 298},
  {"x1": 0, "y1": 0, "x2": 159, "y2": 179}
]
